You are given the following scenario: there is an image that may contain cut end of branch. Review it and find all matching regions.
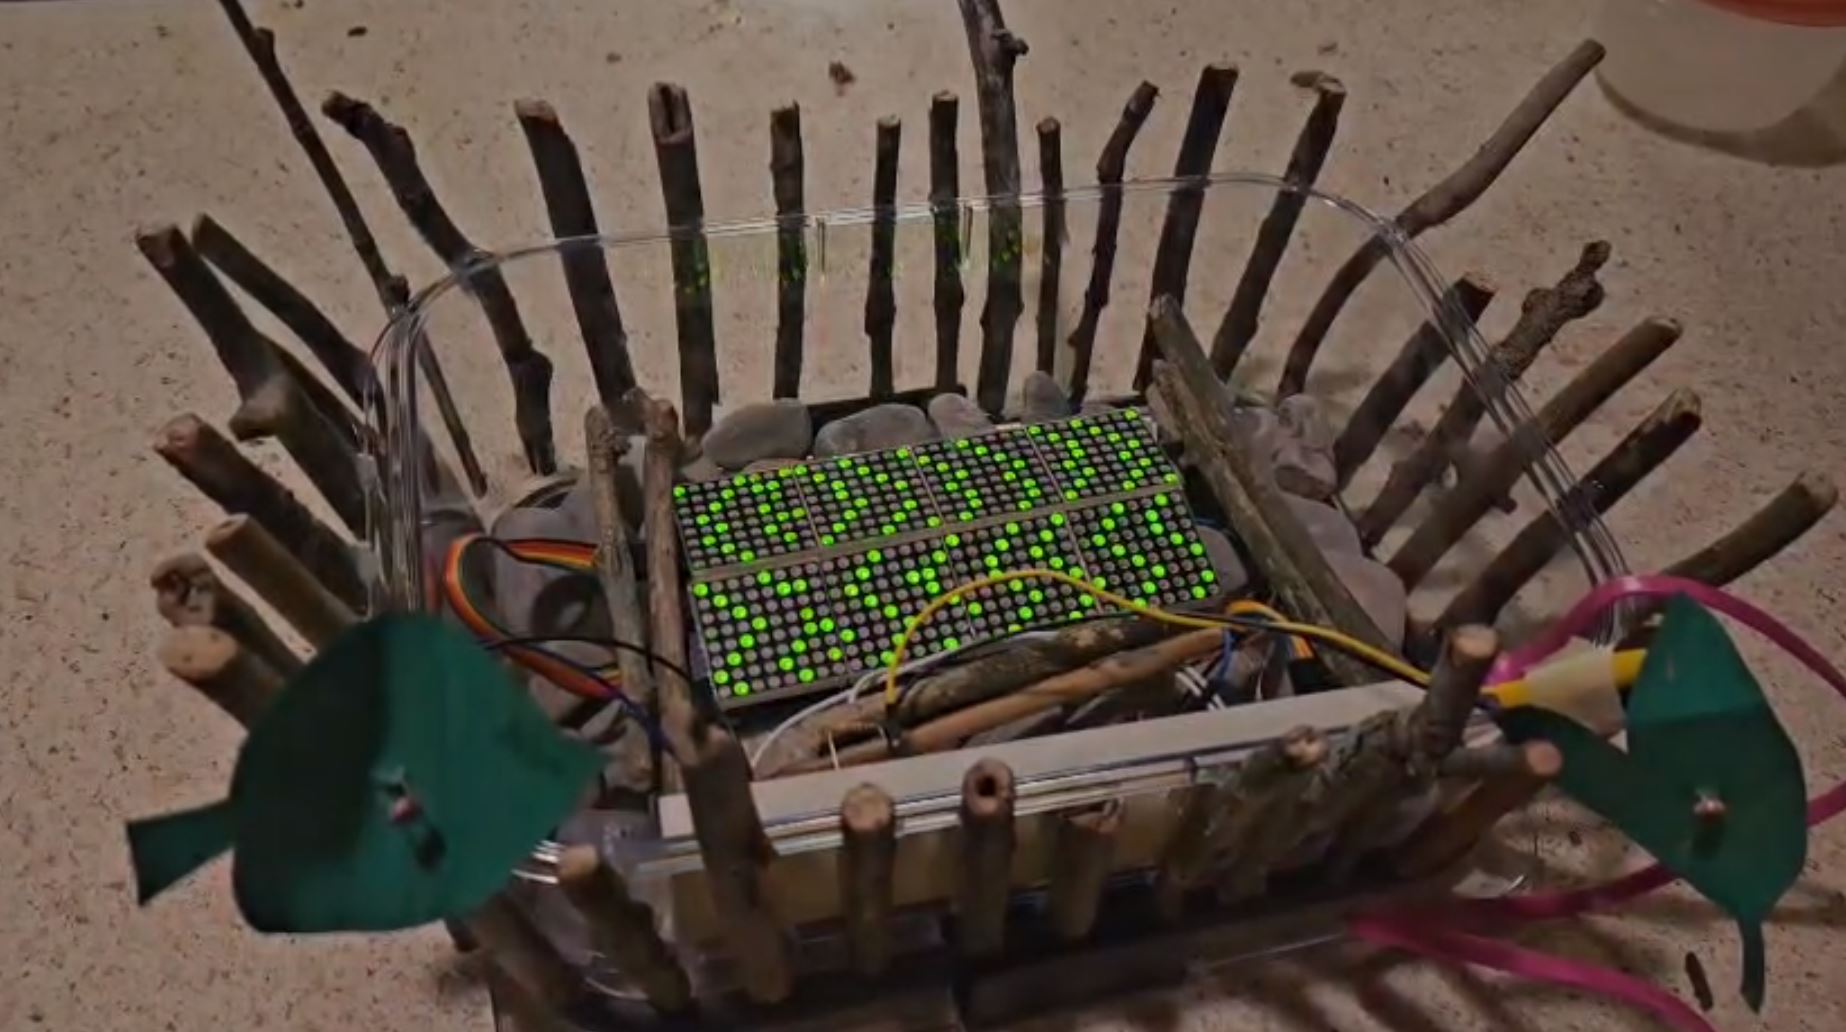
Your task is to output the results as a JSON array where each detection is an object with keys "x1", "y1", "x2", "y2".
[
  {"x1": 513, "y1": 98, "x2": 559, "y2": 124},
  {"x1": 649, "y1": 82, "x2": 694, "y2": 143},
  {"x1": 1036, "y1": 116, "x2": 1060, "y2": 135},
  {"x1": 1526, "y1": 741, "x2": 1565, "y2": 779},
  {"x1": 205, "y1": 514, "x2": 253, "y2": 552},
  {"x1": 841, "y1": 783, "x2": 896, "y2": 834},
  {"x1": 1799, "y1": 470, "x2": 1841, "y2": 510},
  {"x1": 158, "y1": 625, "x2": 239, "y2": 681},
  {"x1": 961, "y1": 758, "x2": 1016, "y2": 818},
  {"x1": 1279, "y1": 725, "x2": 1330, "y2": 768},
  {"x1": 877, "y1": 114, "x2": 902, "y2": 132},
  {"x1": 154, "y1": 413, "x2": 208, "y2": 456},
  {"x1": 319, "y1": 90, "x2": 368, "y2": 130},
  {"x1": 1446, "y1": 624, "x2": 1501, "y2": 665},
  {"x1": 135, "y1": 224, "x2": 186, "y2": 267},
  {"x1": 932, "y1": 89, "x2": 958, "y2": 108},
  {"x1": 554, "y1": 844, "x2": 602, "y2": 887},
  {"x1": 1289, "y1": 69, "x2": 1346, "y2": 96}
]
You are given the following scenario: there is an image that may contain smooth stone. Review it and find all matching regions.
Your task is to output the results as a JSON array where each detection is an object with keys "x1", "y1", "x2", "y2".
[
  {"x1": 701, "y1": 399, "x2": 813, "y2": 470},
  {"x1": 1011, "y1": 370, "x2": 1072, "y2": 423},
  {"x1": 679, "y1": 454, "x2": 724, "y2": 482},
  {"x1": 813, "y1": 403, "x2": 937, "y2": 456},
  {"x1": 1325, "y1": 552, "x2": 1408, "y2": 648},
  {"x1": 1274, "y1": 437, "x2": 1338, "y2": 500},
  {"x1": 1277, "y1": 393, "x2": 1335, "y2": 452},
  {"x1": 1285, "y1": 496, "x2": 1362, "y2": 557},
  {"x1": 927, "y1": 392, "x2": 996, "y2": 439},
  {"x1": 1195, "y1": 526, "x2": 1251, "y2": 595},
  {"x1": 489, "y1": 485, "x2": 612, "y2": 672}
]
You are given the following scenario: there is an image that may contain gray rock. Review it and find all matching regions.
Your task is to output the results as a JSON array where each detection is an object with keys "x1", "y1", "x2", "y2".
[
  {"x1": 1285, "y1": 496, "x2": 1361, "y2": 557},
  {"x1": 927, "y1": 392, "x2": 996, "y2": 439},
  {"x1": 1277, "y1": 394, "x2": 1335, "y2": 452},
  {"x1": 1195, "y1": 526, "x2": 1251, "y2": 595},
  {"x1": 1228, "y1": 404, "x2": 1280, "y2": 460},
  {"x1": 1077, "y1": 400, "x2": 1119, "y2": 418},
  {"x1": 744, "y1": 457, "x2": 802, "y2": 474},
  {"x1": 813, "y1": 403, "x2": 936, "y2": 456},
  {"x1": 1012, "y1": 370, "x2": 1071, "y2": 423},
  {"x1": 679, "y1": 454, "x2": 724, "y2": 482},
  {"x1": 701, "y1": 399, "x2": 813, "y2": 470},
  {"x1": 1274, "y1": 438, "x2": 1338, "y2": 500},
  {"x1": 489, "y1": 484, "x2": 612, "y2": 670},
  {"x1": 1325, "y1": 552, "x2": 1407, "y2": 648}
]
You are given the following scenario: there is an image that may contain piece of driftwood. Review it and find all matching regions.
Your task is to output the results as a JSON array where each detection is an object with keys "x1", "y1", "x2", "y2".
[
  {"x1": 1149, "y1": 785, "x2": 1214, "y2": 917},
  {"x1": 1035, "y1": 117, "x2": 1065, "y2": 376},
  {"x1": 648, "y1": 83, "x2": 720, "y2": 437},
  {"x1": 1434, "y1": 389, "x2": 1703, "y2": 632},
  {"x1": 1278, "y1": 40, "x2": 1606, "y2": 396},
  {"x1": 138, "y1": 226, "x2": 367, "y2": 532},
  {"x1": 1066, "y1": 81, "x2": 1158, "y2": 403},
  {"x1": 1212, "y1": 747, "x2": 1329, "y2": 905},
  {"x1": 636, "y1": 392, "x2": 696, "y2": 744},
  {"x1": 151, "y1": 553, "x2": 302, "y2": 678},
  {"x1": 1210, "y1": 71, "x2": 1345, "y2": 377},
  {"x1": 205, "y1": 514, "x2": 358, "y2": 647},
  {"x1": 1330, "y1": 274, "x2": 1496, "y2": 486},
  {"x1": 867, "y1": 116, "x2": 902, "y2": 399},
  {"x1": 956, "y1": 758, "x2": 1017, "y2": 959},
  {"x1": 1146, "y1": 298, "x2": 1395, "y2": 684},
  {"x1": 1047, "y1": 799, "x2": 1121, "y2": 941},
  {"x1": 516, "y1": 99, "x2": 636, "y2": 407},
  {"x1": 465, "y1": 895, "x2": 585, "y2": 1017},
  {"x1": 1356, "y1": 241, "x2": 1610, "y2": 546},
  {"x1": 839, "y1": 783, "x2": 898, "y2": 975},
  {"x1": 770, "y1": 104, "x2": 806, "y2": 399},
  {"x1": 928, "y1": 92, "x2": 966, "y2": 391},
  {"x1": 323, "y1": 92, "x2": 558, "y2": 474},
  {"x1": 158, "y1": 625, "x2": 285, "y2": 727},
  {"x1": 555, "y1": 845, "x2": 692, "y2": 1014},
  {"x1": 681, "y1": 726, "x2": 791, "y2": 1003},
  {"x1": 1133, "y1": 63, "x2": 1240, "y2": 389},
  {"x1": 154, "y1": 414, "x2": 366, "y2": 609},
  {"x1": 1665, "y1": 471, "x2": 1838, "y2": 586},
  {"x1": 584, "y1": 406, "x2": 658, "y2": 792},
  {"x1": 1388, "y1": 316, "x2": 1682, "y2": 587},
  {"x1": 955, "y1": 0, "x2": 1029, "y2": 413},
  {"x1": 1438, "y1": 740, "x2": 1564, "y2": 780},
  {"x1": 1390, "y1": 744, "x2": 1564, "y2": 879},
  {"x1": 191, "y1": 214, "x2": 374, "y2": 404}
]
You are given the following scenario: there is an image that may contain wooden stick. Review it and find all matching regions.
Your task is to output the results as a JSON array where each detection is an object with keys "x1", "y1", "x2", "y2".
[
  {"x1": 682, "y1": 726, "x2": 791, "y2": 1003},
  {"x1": 516, "y1": 99, "x2": 636, "y2": 407},
  {"x1": 584, "y1": 406, "x2": 658, "y2": 787},
  {"x1": 1388, "y1": 316, "x2": 1683, "y2": 587},
  {"x1": 1179, "y1": 728, "x2": 1328, "y2": 909},
  {"x1": 206, "y1": 514, "x2": 358, "y2": 647},
  {"x1": 867, "y1": 116, "x2": 902, "y2": 399},
  {"x1": 464, "y1": 894, "x2": 584, "y2": 1017},
  {"x1": 152, "y1": 553, "x2": 302, "y2": 678},
  {"x1": 158, "y1": 625, "x2": 285, "y2": 727},
  {"x1": 555, "y1": 845, "x2": 692, "y2": 1014},
  {"x1": 1047, "y1": 799, "x2": 1120, "y2": 941},
  {"x1": 1438, "y1": 740, "x2": 1563, "y2": 780},
  {"x1": 956, "y1": 758, "x2": 1017, "y2": 959},
  {"x1": 1390, "y1": 742, "x2": 1563, "y2": 879},
  {"x1": 322, "y1": 92, "x2": 558, "y2": 473},
  {"x1": 770, "y1": 104, "x2": 807, "y2": 400},
  {"x1": 1035, "y1": 117, "x2": 1065, "y2": 376},
  {"x1": 1434, "y1": 389, "x2": 1703, "y2": 631},
  {"x1": 839, "y1": 783, "x2": 898, "y2": 975},
  {"x1": 1356, "y1": 241, "x2": 1609, "y2": 547},
  {"x1": 1330, "y1": 274, "x2": 1495, "y2": 485},
  {"x1": 1150, "y1": 784, "x2": 1215, "y2": 918},
  {"x1": 956, "y1": 0, "x2": 1029, "y2": 413},
  {"x1": 636, "y1": 392, "x2": 695, "y2": 745},
  {"x1": 1210, "y1": 71, "x2": 1344, "y2": 377},
  {"x1": 212, "y1": 0, "x2": 400, "y2": 310},
  {"x1": 1665, "y1": 471, "x2": 1838, "y2": 586},
  {"x1": 1133, "y1": 63, "x2": 1240, "y2": 389},
  {"x1": 1066, "y1": 81, "x2": 1158, "y2": 403},
  {"x1": 1147, "y1": 298, "x2": 1396, "y2": 685},
  {"x1": 1278, "y1": 40, "x2": 1605, "y2": 397},
  {"x1": 191, "y1": 214, "x2": 375, "y2": 404},
  {"x1": 928, "y1": 92, "x2": 965, "y2": 391},
  {"x1": 648, "y1": 83, "x2": 720, "y2": 436},
  {"x1": 138, "y1": 226, "x2": 367, "y2": 532},
  {"x1": 155, "y1": 415, "x2": 366, "y2": 608}
]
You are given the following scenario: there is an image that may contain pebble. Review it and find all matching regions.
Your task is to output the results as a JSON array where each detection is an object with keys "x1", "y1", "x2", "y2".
[
  {"x1": 700, "y1": 399, "x2": 813, "y2": 470},
  {"x1": 1285, "y1": 496, "x2": 1361, "y2": 557},
  {"x1": 679, "y1": 454, "x2": 724, "y2": 482},
  {"x1": 1273, "y1": 438, "x2": 1338, "y2": 500},
  {"x1": 1195, "y1": 526, "x2": 1251, "y2": 595},
  {"x1": 926, "y1": 392, "x2": 996, "y2": 438},
  {"x1": 1325, "y1": 552, "x2": 1407, "y2": 647},
  {"x1": 813, "y1": 403, "x2": 937, "y2": 456},
  {"x1": 1277, "y1": 394, "x2": 1335, "y2": 452},
  {"x1": 490, "y1": 486, "x2": 613, "y2": 672},
  {"x1": 1011, "y1": 370, "x2": 1072, "y2": 423}
]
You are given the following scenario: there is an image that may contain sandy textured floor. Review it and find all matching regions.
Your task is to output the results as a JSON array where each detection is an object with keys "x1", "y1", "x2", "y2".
[{"x1": 3, "y1": 1, "x2": 1844, "y2": 1029}]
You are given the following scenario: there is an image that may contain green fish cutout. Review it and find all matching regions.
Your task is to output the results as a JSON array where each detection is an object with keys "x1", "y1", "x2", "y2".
[
  {"x1": 127, "y1": 614, "x2": 603, "y2": 933},
  {"x1": 1498, "y1": 594, "x2": 1807, "y2": 1011}
]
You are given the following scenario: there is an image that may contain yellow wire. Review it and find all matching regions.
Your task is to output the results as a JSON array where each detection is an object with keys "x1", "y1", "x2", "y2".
[
  {"x1": 882, "y1": 568, "x2": 1431, "y2": 706},
  {"x1": 1484, "y1": 649, "x2": 1647, "y2": 708}
]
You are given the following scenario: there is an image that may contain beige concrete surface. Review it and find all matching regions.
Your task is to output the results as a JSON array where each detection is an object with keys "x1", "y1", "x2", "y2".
[{"x1": 2, "y1": 0, "x2": 1843, "y2": 1029}]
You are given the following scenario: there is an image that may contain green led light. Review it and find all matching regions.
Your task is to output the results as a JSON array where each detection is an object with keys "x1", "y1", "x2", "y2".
[
  {"x1": 740, "y1": 549, "x2": 757, "y2": 562},
  {"x1": 1039, "y1": 529, "x2": 1056, "y2": 543},
  {"x1": 1028, "y1": 590, "x2": 1044, "y2": 604},
  {"x1": 883, "y1": 604, "x2": 900, "y2": 619},
  {"x1": 752, "y1": 616, "x2": 768, "y2": 631},
  {"x1": 845, "y1": 583, "x2": 860, "y2": 597},
  {"x1": 775, "y1": 582, "x2": 792, "y2": 597},
  {"x1": 1131, "y1": 554, "x2": 1147, "y2": 568},
  {"x1": 863, "y1": 593, "x2": 880, "y2": 608},
  {"x1": 968, "y1": 601, "x2": 985, "y2": 616},
  {"x1": 713, "y1": 670, "x2": 730, "y2": 685},
  {"x1": 791, "y1": 640, "x2": 808, "y2": 654},
  {"x1": 721, "y1": 488, "x2": 736, "y2": 500},
  {"x1": 739, "y1": 633, "x2": 756, "y2": 649},
  {"x1": 1111, "y1": 544, "x2": 1126, "y2": 558},
  {"x1": 1141, "y1": 581, "x2": 1158, "y2": 596},
  {"x1": 1008, "y1": 623, "x2": 1023, "y2": 634},
  {"x1": 1065, "y1": 490, "x2": 1079, "y2": 501},
  {"x1": 776, "y1": 656, "x2": 794, "y2": 672},
  {"x1": 959, "y1": 510, "x2": 974, "y2": 521},
  {"x1": 674, "y1": 485, "x2": 687, "y2": 498},
  {"x1": 692, "y1": 583, "x2": 710, "y2": 598},
  {"x1": 868, "y1": 549, "x2": 884, "y2": 563},
  {"x1": 1082, "y1": 595, "x2": 1098, "y2": 607},
  {"x1": 881, "y1": 523, "x2": 896, "y2": 535},
  {"x1": 905, "y1": 570, "x2": 920, "y2": 585},
  {"x1": 855, "y1": 567, "x2": 871, "y2": 581},
  {"x1": 1153, "y1": 564, "x2": 1168, "y2": 578},
  {"x1": 756, "y1": 571, "x2": 772, "y2": 585},
  {"x1": 731, "y1": 605, "x2": 747, "y2": 620},
  {"x1": 716, "y1": 521, "x2": 732, "y2": 534},
  {"x1": 734, "y1": 683, "x2": 751, "y2": 696},
  {"x1": 799, "y1": 669, "x2": 816, "y2": 683},
  {"x1": 821, "y1": 534, "x2": 836, "y2": 546},
  {"x1": 1170, "y1": 532, "x2": 1187, "y2": 547},
  {"x1": 820, "y1": 617, "x2": 836, "y2": 632},
  {"x1": 1111, "y1": 502, "x2": 1126, "y2": 515},
  {"x1": 726, "y1": 652, "x2": 743, "y2": 667},
  {"x1": 803, "y1": 621, "x2": 818, "y2": 636},
  {"x1": 714, "y1": 593, "x2": 730, "y2": 607},
  {"x1": 720, "y1": 542, "x2": 736, "y2": 556},
  {"x1": 1018, "y1": 606, "x2": 1035, "y2": 621},
  {"x1": 944, "y1": 636, "x2": 962, "y2": 650},
  {"x1": 1029, "y1": 546, "x2": 1045, "y2": 560},
  {"x1": 946, "y1": 534, "x2": 961, "y2": 546},
  {"x1": 1101, "y1": 517, "x2": 1116, "y2": 532},
  {"x1": 1192, "y1": 585, "x2": 1209, "y2": 599},
  {"x1": 794, "y1": 578, "x2": 810, "y2": 593},
  {"x1": 695, "y1": 514, "x2": 710, "y2": 527},
  {"x1": 841, "y1": 629, "x2": 858, "y2": 643},
  {"x1": 1091, "y1": 534, "x2": 1107, "y2": 547},
  {"x1": 1201, "y1": 570, "x2": 1218, "y2": 583},
  {"x1": 828, "y1": 646, "x2": 844, "y2": 661},
  {"x1": 800, "y1": 606, "x2": 816, "y2": 620},
  {"x1": 1049, "y1": 557, "x2": 1066, "y2": 570},
  {"x1": 700, "y1": 535, "x2": 716, "y2": 547}
]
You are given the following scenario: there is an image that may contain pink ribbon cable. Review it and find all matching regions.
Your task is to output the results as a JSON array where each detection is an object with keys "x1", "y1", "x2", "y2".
[{"x1": 1351, "y1": 575, "x2": 1846, "y2": 1030}]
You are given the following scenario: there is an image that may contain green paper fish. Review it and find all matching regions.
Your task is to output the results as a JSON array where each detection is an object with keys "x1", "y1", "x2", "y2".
[
  {"x1": 1499, "y1": 595, "x2": 1807, "y2": 1011},
  {"x1": 127, "y1": 615, "x2": 603, "y2": 933}
]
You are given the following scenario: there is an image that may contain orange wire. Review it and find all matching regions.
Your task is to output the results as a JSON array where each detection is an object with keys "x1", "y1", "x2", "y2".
[{"x1": 441, "y1": 533, "x2": 615, "y2": 701}]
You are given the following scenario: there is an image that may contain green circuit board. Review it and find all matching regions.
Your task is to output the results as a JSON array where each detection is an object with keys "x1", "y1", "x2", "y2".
[{"x1": 674, "y1": 408, "x2": 1220, "y2": 708}]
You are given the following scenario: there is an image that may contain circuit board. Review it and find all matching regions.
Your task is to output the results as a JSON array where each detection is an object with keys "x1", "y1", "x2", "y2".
[{"x1": 675, "y1": 408, "x2": 1220, "y2": 708}]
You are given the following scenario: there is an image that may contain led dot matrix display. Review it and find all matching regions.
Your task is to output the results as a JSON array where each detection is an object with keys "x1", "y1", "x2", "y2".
[{"x1": 675, "y1": 409, "x2": 1220, "y2": 707}]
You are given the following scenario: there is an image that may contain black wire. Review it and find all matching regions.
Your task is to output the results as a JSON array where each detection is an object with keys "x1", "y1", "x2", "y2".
[
  {"x1": 1184, "y1": 611, "x2": 1416, "y2": 684},
  {"x1": 486, "y1": 634, "x2": 698, "y2": 687}
]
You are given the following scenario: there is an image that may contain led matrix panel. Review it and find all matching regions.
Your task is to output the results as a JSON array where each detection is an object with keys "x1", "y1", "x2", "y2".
[{"x1": 673, "y1": 409, "x2": 1221, "y2": 708}]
